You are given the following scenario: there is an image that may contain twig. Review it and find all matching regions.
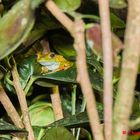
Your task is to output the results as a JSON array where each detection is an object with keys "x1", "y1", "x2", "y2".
[
  {"x1": 51, "y1": 86, "x2": 63, "y2": 120},
  {"x1": 73, "y1": 19, "x2": 104, "y2": 140},
  {"x1": 113, "y1": 0, "x2": 140, "y2": 139},
  {"x1": 12, "y1": 66, "x2": 35, "y2": 140},
  {"x1": 45, "y1": 0, "x2": 74, "y2": 35},
  {"x1": 98, "y1": 0, "x2": 113, "y2": 140},
  {"x1": 0, "y1": 85, "x2": 24, "y2": 128}
]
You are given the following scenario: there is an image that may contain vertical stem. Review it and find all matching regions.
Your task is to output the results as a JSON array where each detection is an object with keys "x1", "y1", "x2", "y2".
[
  {"x1": 113, "y1": 0, "x2": 140, "y2": 140},
  {"x1": 0, "y1": 85, "x2": 24, "y2": 128},
  {"x1": 76, "y1": 98, "x2": 86, "y2": 140},
  {"x1": 51, "y1": 86, "x2": 63, "y2": 120},
  {"x1": 72, "y1": 85, "x2": 77, "y2": 116},
  {"x1": 72, "y1": 85, "x2": 77, "y2": 135},
  {"x1": 73, "y1": 19, "x2": 104, "y2": 140},
  {"x1": 24, "y1": 76, "x2": 37, "y2": 94},
  {"x1": 45, "y1": 0, "x2": 74, "y2": 34},
  {"x1": 12, "y1": 66, "x2": 35, "y2": 140},
  {"x1": 98, "y1": 0, "x2": 113, "y2": 140},
  {"x1": 45, "y1": 1, "x2": 104, "y2": 139}
]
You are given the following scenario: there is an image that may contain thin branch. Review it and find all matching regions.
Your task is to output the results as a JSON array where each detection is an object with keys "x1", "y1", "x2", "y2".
[
  {"x1": 113, "y1": 0, "x2": 140, "y2": 139},
  {"x1": 51, "y1": 86, "x2": 63, "y2": 120},
  {"x1": 45, "y1": 0, "x2": 74, "y2": 35},
  {"x1": 98, "y1": 0, "x2": 113, "y2": 140},
  {"x1": 0, "y1": 86, "x2": 24, "y2": 128},
  {"x1": 73, "y1": 19, "x2": 104, "y2": 140},
  {"x1": 45, "y1": 1, "x2": 104, "y2": 139},
  {"x1": 12, "y1": 66, "x2": 35, "y2": 140}
]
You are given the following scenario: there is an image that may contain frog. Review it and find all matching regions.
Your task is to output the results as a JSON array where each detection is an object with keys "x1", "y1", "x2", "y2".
[{"x1": 37, "y1": 52, "x2": 73, "y2": 73}]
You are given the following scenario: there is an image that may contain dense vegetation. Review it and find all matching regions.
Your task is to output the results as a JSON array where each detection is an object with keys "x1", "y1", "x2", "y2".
[{"x1": 0, "y1": 0, "x2": 140, "y2": 140}]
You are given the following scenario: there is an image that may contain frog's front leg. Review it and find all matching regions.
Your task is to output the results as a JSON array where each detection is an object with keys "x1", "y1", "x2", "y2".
[{"x1": 41, "y1": 66, "x2": 49, "y2": 74}]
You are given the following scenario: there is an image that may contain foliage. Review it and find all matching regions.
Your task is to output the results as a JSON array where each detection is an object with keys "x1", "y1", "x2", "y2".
[{"x1": 0, "y1": 0, "x2": 140, "y2": 140}]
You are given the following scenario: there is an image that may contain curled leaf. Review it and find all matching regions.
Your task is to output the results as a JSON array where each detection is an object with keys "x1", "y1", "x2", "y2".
[
  {"x1": 86, "y1": 24, "x2": 124, "y2": 67},
  {"x1": 0, "y1": 0, "x2": 43, "y2": 60}
]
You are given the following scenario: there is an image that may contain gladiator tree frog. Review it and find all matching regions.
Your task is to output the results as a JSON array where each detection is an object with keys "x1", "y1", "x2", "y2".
[{"x1": 37, "y1": 52, "x2": 73, "y2": 73}]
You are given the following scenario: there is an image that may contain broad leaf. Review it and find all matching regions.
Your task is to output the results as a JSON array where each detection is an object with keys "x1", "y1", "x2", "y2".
[
  {"x1": 45, "y1": 103, "x2": 103, "y2": 129},
  {"x1": 0, "y1": 0, "x2": 43, "y2": 60},
  {"x1": 110, "y1": 13, "x2": 125, "y2": 29},
  {"x1": 41, "y1": 127, "x2": 76, "y2": 140},
  {"x1": 0, "y1": 120, "x2": 26, "y2": 135},
  {"x1": 110, "y1": 0, "x2": 127, "y2": 9},
  {"x1": 54, "y1": 0, "x2": 81, "y2": 12},
  {"x1": 29, "y1": 102, "x2": 55, "y2": 126},
  {"x1": 50, "y1": 34, "x2": 76, "y2": 60}
]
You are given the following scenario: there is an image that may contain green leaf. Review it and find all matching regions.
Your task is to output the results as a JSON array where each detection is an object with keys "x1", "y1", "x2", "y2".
[
  {"x1": 31, "y1": 0, "x2": 44, "y2": 9},
  {"x1": 87, "y1": 55, "x2": 103, "y2": 76},
  {"x1": 0, "y1": 0, "x2": 35, "y2": 60},
  {"x1": 110, "y1": 0, "x2": 127, "y2": 9},
  {"x1": 110, "y1": 13, "x2": 125, "y2": 29},
  {"x1": 41, "y1": 127, "x2": 76, "y2": 140},
  {"x1": 38, "y1": 66, "x2": 103, "y2": 92},
  {"x1": 78, "y1": 128, "x2": 92, "y2": 140},
  {"x1": 50, "y1": 34, "x2": 76, "y2": 60},
  {"x1": 0, "y1": 120, "x2": 27, "y2": 135},
  {"x1": 35, "y1": 80, "x2": 57, "y2": 88},
  {"x1": 18, "y1": 56, "x2": 41, "y2": 89},
  {"x1": 18, "y1": 57, "x2": 103, "y2": 92},
  {"x1": 54, "y1": 0, "x2": 81, "y2": 12},
  {"x1": 89, "y1": 69, "x2": 103, "y2": 92},
  {"x1": 0, "y1": 136, "x2": 11, "y2": 140},
  {"x1": 29, "y1": 102, "x2": 55, "y2": 126},
  {"x1": 33, "y1": 126, "x2": 46, "y2": 140},
  {"x1": 128, "y1": 135, "x2": 140, "y2": 140},
  {"x1": 132, "y1": 98, "x2": 140, "y2": 118},
  {"x1": 4, "y1": 53, "x2": 103, "y2": 94},
  {"x1": 46, "y1": 112, "x2": 89, "y2": 129},
  {"x1": 38, "y1": 66, "x2": 77, "y2": 83},
  {"x1": 45, "y1": 104, "x2": 103, "y2": 129},
  {"x1": 22, "y1": 10, "x2": 60, "y2": 49}
]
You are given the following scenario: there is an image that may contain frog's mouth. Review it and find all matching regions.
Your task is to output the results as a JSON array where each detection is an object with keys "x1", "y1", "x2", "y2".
[{"x1": 39, "y1": 61, "x2": 60, "y2": 71}]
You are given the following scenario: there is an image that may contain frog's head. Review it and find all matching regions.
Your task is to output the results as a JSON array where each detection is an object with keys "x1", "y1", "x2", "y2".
[
  {"x1": 37, "y1": 52, "x2": 72, "y2": 71},
  {"x1": 37, "y1": 52, "x2": 60, "y2": 71}
]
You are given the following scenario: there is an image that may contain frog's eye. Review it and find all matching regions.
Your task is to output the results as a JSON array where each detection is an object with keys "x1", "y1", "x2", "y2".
[{"x1": 49, "y1": 53, "x2": 55, "y2": 58}]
